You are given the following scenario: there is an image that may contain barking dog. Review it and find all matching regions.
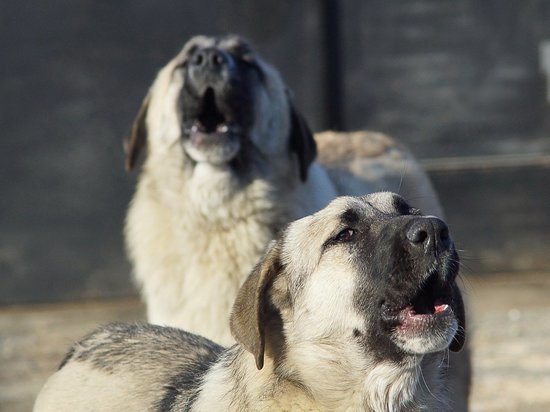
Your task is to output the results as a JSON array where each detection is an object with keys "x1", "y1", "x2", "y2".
[
  {"x1": 123, "y1": 35, "x2": 469, "y2": 408},
  {"x1": 123, "y1": 34, "x2": 443, "y2": 343},
  {"x1": 35, "y1": 193, "x2": 465, "y2": 412}
]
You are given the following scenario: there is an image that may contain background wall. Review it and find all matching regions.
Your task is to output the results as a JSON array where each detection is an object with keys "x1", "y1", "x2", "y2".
[{"x1": 2, "y1": 0, "x2": 549, "y2": 304}]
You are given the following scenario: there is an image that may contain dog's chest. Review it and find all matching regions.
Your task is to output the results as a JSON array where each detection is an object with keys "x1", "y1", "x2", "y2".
[{"x1": 128, "y1": 174, "x2": 286, "y2": 344}]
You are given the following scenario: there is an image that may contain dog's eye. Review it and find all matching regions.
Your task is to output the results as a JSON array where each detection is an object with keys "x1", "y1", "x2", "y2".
[{"x1": 334, "y1": 228, "x2": 356, "y2": 242}]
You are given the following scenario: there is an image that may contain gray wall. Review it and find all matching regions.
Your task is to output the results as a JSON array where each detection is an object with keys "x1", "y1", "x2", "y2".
[
  {"x1": 2, "y1": 1, "x2": 549, "y2": 304},
  {"x1": 338, "y1": 0, "x2": 550, "y2": 275},
  {"x1": 341, "y1": 0, "x2": 550, "y2": 157}
]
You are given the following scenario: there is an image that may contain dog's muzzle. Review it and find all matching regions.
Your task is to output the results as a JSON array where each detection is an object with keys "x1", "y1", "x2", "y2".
[
  {"x1": 181, "y1": 46, "x2": 245, "y2": 165},
  {"x1": 380, "y1": 216, "x2": 463, "y2": 354}
]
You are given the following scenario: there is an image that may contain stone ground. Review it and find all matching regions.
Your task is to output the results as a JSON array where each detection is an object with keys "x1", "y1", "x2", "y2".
[{"x1": 1, "y1": 272, "x2": 549, "y2": 412}]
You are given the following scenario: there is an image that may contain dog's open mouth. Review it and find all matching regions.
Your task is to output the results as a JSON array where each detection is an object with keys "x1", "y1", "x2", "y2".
[
  {"x1": 396, "y1": 271, "x2": 454, "y2": 331},
  {"x1": 382, "y1": 270, "x2": 459, "y2": 354},
  {"x1": 192, "y1": 88, "x2": 229, "y2": 134},
  {"x1": 183, "y1": 88, "x2": 242, "y2": 163}
]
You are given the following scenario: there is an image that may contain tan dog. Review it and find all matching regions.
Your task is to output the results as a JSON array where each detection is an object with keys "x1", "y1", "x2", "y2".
[
  {"x1": 35, "y1": 193, "x2": 465, "y2": 411},
  {"x1": 124, "y1": 35, "x2": 469, "y2": 408}
]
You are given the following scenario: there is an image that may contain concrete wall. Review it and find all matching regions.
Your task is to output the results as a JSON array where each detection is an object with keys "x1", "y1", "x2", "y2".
[
  {"x1": 337, "y1": 0, "x2": 550, "y2": 275},
  {"x1": 2, "y1": 1, "x2": 549, "y2": 304}
]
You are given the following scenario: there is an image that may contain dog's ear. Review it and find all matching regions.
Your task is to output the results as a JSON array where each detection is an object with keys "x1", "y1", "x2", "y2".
[
  {"x1": 124, "y1": 93, "x2": 150, "y2": 172},
  {"x1": 449, "y1": 283, "x2": 466, "y2": 352},
  {"x1": 288, "y1": 99, "x2": 317, "y2": 182},
  {"x1": 230, "y1": 241, "x2": 283, "y2": 370}
]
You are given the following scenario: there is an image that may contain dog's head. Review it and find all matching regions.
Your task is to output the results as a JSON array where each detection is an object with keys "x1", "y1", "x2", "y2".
[
  {"x1": 230, "y1": 192, "x2": 465, "y2": 370},
  {"x1": 124, "y1": 35, "x2": 316, "y2": 181}
]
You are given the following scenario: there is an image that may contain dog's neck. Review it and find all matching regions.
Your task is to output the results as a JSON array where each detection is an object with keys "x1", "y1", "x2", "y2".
[
  {"x1": 363, "y1": 355, "x2": 449, "y2": 411},
  {"x1": 144, "y1": 151, "x2": 291, "y2": 219},
  {"x1": 143, "y1": 148, "x2": 337, "y2": 226},
  {"x1": 186, "y1": 162, "x2": 290, "y2": 223},
  {"x1": 279, "y1": 337, "x2": 449, "y2": 411},
  {"x1": 191, "y1": 346, "x2": 314, "y2": 411},
  {"x1": 192, "y1": 346, "x2": 448, "y2": 411}
]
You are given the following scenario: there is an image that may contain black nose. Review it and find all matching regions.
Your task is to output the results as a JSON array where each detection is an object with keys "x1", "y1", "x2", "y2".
[
  {"x1": 406, "y1": 217, "x2": 451, "y2": 253},
  {"x1": 190, "y1": 47, "x2": 230, "y2": 71}
]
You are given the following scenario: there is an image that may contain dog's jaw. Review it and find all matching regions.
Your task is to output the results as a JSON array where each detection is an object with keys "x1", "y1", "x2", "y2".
[
  {"x1": 182, "y1": 132, "x2": 241, "y2": 165},
  {"x1": 181, "y1": 87, "x2": 245, "y2": 165},
  {"x1": 383, "y1": 276, "x2": 460, "y2": 355},
  {"x1": 393, "y1": 305, "x2": 459, "y2": 354}
]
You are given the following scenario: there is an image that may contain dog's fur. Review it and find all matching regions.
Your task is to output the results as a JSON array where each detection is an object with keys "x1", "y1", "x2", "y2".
[{"x1": 35, "y1": 193, "x2": 466, "y2": 412}]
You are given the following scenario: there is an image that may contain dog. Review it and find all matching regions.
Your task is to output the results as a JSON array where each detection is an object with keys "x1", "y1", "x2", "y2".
[
  {"x1": 34, "y1": 193, "x2": 466, "y2": 411},
  {"x1": 123, "y1": 35, "x2": 469, "y2": 409},
  {"x1": 124, "y1": 34, "x2": 444, "y2": 342}
]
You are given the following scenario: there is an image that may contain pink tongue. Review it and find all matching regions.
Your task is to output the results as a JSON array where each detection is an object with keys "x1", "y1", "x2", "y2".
[{"x1": 434, "y1": 303, "x2": 449, "y2": 313}]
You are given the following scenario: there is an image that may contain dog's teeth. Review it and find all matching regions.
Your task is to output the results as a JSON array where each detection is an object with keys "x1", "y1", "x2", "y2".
[
  {"x1": 191, "y1": 125, "x2": 199, "y2": 133},
  {"x1": 217, "y1": 124, "x2": 229, "y2": 133}
]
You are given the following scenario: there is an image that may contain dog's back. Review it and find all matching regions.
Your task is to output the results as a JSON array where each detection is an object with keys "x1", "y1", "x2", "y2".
[
  {"x1": 34, "y1": 324, "x2": 223, "y2": 412},
  {"x1": 316, "y1": 130, "x2": 444, "y2": 217}
]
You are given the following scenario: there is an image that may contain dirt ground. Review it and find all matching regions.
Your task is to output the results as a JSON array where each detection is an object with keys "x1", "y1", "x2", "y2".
[{"x1": 1, "y1": 272, "x2": 549, "y2": 412}]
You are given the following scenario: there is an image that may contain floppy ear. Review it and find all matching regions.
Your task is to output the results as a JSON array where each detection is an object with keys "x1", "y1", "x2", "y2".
[
  {"x1": 449, "y1": 283, "x2": 466, "y2": 352},
  {"x1": 124, "y1": 94, "x2": 150, "y2": 172},
  {"x1": 230, "y1": 241, "x2": 283, "y2": 370},
  {"x1": 288, "y1": 100, "x2": 317, "y2": 182}
]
